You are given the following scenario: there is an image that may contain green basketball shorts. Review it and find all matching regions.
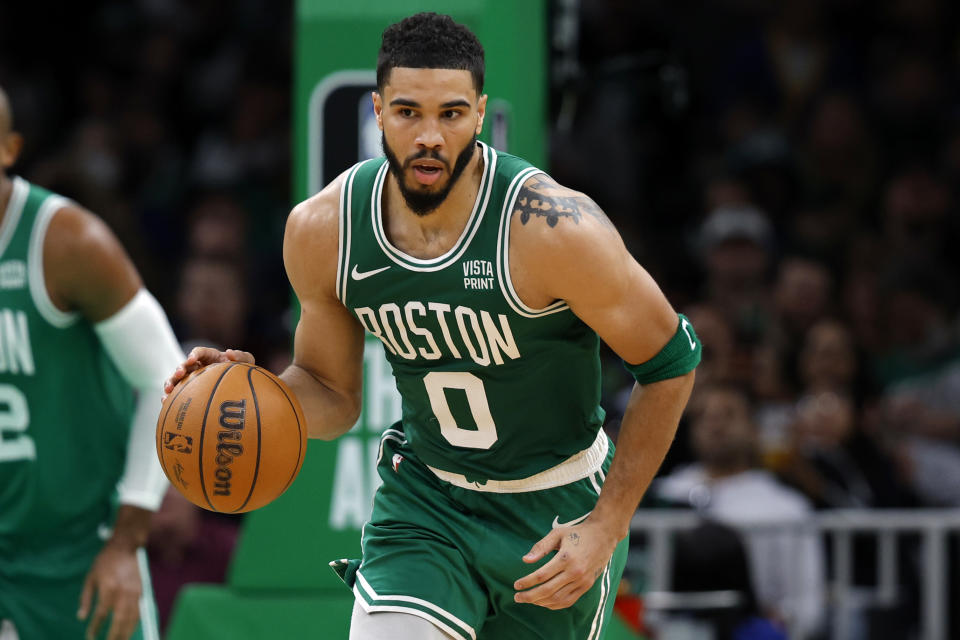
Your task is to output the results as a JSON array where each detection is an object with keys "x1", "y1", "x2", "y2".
[{"x1": 331, "y1": 424, "x2": 628, "y2": 640}]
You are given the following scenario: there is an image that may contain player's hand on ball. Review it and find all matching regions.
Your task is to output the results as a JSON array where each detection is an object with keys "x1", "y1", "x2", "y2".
[
  {"x1": 163, "y1": 347, "x2": 255, "y2": 399},
  {"x1": 513, "y1": 518, "x2": 619, "y2": 610}
]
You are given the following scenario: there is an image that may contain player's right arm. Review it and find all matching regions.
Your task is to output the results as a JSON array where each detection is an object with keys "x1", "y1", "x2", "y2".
[
  {"x1": 280, "y1": 177, "x2": 364, "y2": 439},
  {"x1": 164, "y1": 171, "x2": 364, "y2": 440}
]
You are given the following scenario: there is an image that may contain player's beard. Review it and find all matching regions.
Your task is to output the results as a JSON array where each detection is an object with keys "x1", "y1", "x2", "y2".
[{"x1": 382, "y1": 133, "x2": 477, "y2": 216}]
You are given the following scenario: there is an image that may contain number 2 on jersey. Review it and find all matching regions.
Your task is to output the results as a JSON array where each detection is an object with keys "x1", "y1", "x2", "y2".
[
  {"x1": 0, "y1": 384, "x2": 33, "y2": 462},
  {"x1": 423, "y1": 371, "x2": 498, "y2": 449}
]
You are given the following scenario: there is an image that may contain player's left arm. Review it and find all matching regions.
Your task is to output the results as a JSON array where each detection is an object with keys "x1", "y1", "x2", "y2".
[
  {"x1": 511, "y1": 175, "x2": 698, "y2": 610},
  {"x1": 44, "y1": 205, "x2": 184, "y2": 640}
]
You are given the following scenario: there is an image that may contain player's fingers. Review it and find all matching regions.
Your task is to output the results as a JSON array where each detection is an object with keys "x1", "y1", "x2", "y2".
[
  {"x1": 521, "y1": 528, "x2": 562, "y2": 564},
  {"x1": 514, "y1": 571, "x2": 575, "y2": 606},
  {"x1": 77, "y1": 574, "x2": 94, "y2": 620},
  {"x1": 162, "y1": 372, "x2": 182, "y2": 395},
  {"x1": 163, "y1": 355, "x2": 198, "y2": 394},
  {"x1": 515, "y1": 547, "x2": 567, "y2": 590},
  {"x1": 105, "y1": 593, "x2": 140, "y2": 640},
  {"x1": 224, "y1": 349, "x2": 256, "y2": 365},
  {"x1": 163, "y1": 370, "x2": 188, "y2": 396},
  {"x1": 164, "y1": 348, "x2": 232, "y2": 395},
  {"x1": 529, "y1": 580, "x2": 584, "y2": 610},
  {"x1": 189, "y1": 346, "x2": 227, "y2": 366},
  {"x1": 85, "y1": 592, "x2": 112, "y2": 640}
]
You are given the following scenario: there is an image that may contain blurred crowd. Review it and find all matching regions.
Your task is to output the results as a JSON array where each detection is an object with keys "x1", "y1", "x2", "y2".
[
  {"x1": 556, "y1": 1, "x2": 960, "y2": 638},
  {"x1": 562, "y1": 0, "x2": 960, "y2": 515},
  {"x1": 0, "y1": 0, "x2": 293, "y2": 370},
  {"x1": 4, "y1": 0, "x2": 960, "y2": 637},
  {"x1": 0, "y1": 0, "x2": 293, "y2": 630}
]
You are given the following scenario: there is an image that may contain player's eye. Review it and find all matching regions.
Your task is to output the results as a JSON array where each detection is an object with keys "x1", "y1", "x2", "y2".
[
  {"x1": 399, "y1": 108, "x2": 415, "y2": 118},
  {"x1": 442, "y1": 110, "x2": 461, "y2": 120}
]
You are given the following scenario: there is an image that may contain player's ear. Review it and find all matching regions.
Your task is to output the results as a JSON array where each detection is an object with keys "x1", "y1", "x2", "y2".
[
  {"x1": 0, "y1": 131, "x2": 23, "y2": 169},
  {"x1": 372, "y1": 92, "x2": 384, "y2": 130},
  {"x1": 476, "y1": 94, "x2": 487, "y2": 136}
]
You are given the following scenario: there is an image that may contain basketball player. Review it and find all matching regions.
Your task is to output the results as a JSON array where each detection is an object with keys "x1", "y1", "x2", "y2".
[
  {"x1": 0, "y1": 86, "x2": 184, "y2": 640},
  {"x1": 166, "y1": 13, "x2": 699, "y2": 640}
]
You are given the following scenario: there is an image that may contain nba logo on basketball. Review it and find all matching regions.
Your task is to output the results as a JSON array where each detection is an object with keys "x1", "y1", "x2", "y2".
[
  {"x1": 392, "y1": 453, "x2": 403, "y2": 473},
  {"x1": 163, "y1": 432, "x2": 193, "y2": 454}
]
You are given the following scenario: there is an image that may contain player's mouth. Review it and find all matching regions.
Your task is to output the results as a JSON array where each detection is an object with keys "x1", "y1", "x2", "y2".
[{"x1": 411, "y1": 160, "x2": 445, "y2": 186}]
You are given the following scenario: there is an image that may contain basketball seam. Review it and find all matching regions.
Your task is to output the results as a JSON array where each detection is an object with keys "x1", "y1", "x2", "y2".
[
  {"x1": 236, "y1": 366, "x2": 263, "y2": 512},
  {"x1": 198, "y1": 363, "x2": 237, "y2": 512},
  {"x1": 259, "y1": 372, "x2": 304, "y2": 494},
  {"x1": 158, "y1": 367, "x2": 208, "y2": 485}
]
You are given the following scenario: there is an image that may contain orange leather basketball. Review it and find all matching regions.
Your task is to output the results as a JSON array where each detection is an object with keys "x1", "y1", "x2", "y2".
[{"x1": 156, "y1": 362, "x2": 307, "y2": 513}]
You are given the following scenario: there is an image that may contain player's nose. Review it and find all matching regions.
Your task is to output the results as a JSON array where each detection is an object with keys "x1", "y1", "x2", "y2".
[{"x1": 415, "y1": 117, "x2": 444, "y2": 150}]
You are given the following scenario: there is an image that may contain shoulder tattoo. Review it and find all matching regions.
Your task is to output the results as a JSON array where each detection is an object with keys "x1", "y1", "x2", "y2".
[{"x1": 513, "y1": 176, "x2": 616, "y2": 231}]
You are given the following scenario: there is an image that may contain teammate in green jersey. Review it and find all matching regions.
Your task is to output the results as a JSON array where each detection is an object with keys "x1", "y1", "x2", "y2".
[
  {"x1": 0, "y1": 86, "x2": 184, "y2": 640},
  {"x1": 166, "y1": 13, "x2": 699, "y2": 640}
]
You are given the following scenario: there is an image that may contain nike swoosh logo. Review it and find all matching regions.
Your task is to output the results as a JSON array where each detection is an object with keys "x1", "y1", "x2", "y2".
[
  {"x1": 551, "y1": 512, "x2": 590, "y2": 529},
  {"x1": 351, "y1": 265, "x2": 391, "y2": 281}
]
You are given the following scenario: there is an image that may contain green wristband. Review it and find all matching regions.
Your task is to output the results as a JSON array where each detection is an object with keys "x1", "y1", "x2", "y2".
[{"x1": 622, "y1": 314, "x2": 701, "y2": 385}]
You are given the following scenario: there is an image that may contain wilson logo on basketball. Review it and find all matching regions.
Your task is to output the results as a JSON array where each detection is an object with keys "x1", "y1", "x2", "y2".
[{"x1": 213, "y1": 400, "x2": 246, "y2": 496}]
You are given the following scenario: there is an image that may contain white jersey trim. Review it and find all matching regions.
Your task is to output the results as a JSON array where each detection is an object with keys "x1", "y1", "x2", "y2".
[
  {"x1": 336, "y1": 162, "x2": 364, "y2": 304},
  {"x1": 0, "y1": 177, "x2": 28, "y2": 260},
  {"x1": 587, "y1": 562, "x2": 613, "y2": 640},
  {"x1": 589, "y1": 473, "x2": 603, "y2": 496},
  {"x1": 376, "y1": 428, "x2": 407, "y2": 466},
  {"x1": 495, "y1": 168, "x2": 570, "y2": 318},
  {"x1": 586, "y1": 467, "x2": 613, "y2": 640},
  {"x1": 28, "y1": 194, "x2": 80, "y2": 328},
  {"x1": 371, "y1": 142, "x2": 496, "y2": 272},
  {"x1": 137, "y1": 548, "x2": 161, "y2": 640},
  {"x1": 0, "y1": 619, "x2": 18, "y2": 640}
]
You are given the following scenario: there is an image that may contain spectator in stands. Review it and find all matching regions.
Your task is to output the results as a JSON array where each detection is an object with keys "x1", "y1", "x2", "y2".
[
  {"x1": 798, "y1": 319, "x2": 859, "y2": 396},
  {"x1": 654, "y1": 384, "x2": 825, "y2": 639},
  {"x1": 669, "y1": 521, "x2": 787, "y2": 640},
  {"x1": 770, "y1": 256, "x2": 834, "y2": 352},
  {"x1": 716, "y1": 0, "x2": 865, "y2": 167},
  {"x1": 750, "y1": 340, "x2": 795, "y2": 468},
  {"x1": 778, "y1": 389, "x2": 915, "y2": 510},
  {"x1": 880, "y1": 168, "x2": 955, "y2": 270},
  {"x1": 775, "y1": 318, "x2": 917, "y2": 509},
  {"x1": 841, "y1": 240, "x2": 886, "y2": 355},
  {"x1": 176, "y1": 254, "x2": 249, "y2": 353},
  {"x1": 752, "y1": 258, "x2": 835, "y2": 461},
  {"x1": 184, "y1": 192, "x2": 249, "y2": 261},
  {"x1": 870, "y1": 265, "x2": 960, "y2": 507},
  {"x1": 698, "y1": 204, "x2": 775, "y2": 344}
]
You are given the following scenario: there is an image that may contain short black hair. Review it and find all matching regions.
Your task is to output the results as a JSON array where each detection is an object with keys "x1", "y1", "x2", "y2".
[{"x1": 377, "y1": 12, "x2": 485, "y2": 94}]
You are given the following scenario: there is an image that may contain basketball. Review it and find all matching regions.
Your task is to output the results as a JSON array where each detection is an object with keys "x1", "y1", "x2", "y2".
[{"x1": 156, "y1": 362, "x2": 307, "y2": 513}]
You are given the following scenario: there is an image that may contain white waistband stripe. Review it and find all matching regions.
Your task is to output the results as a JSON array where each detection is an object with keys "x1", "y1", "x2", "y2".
[{"x1": 426, "y1": 430, "x2": 608, "y2": 493}]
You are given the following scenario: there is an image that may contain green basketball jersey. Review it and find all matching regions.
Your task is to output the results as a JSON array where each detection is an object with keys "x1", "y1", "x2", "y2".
[
  {"x1": 0, "y1": 177, "x2": 135, "y2": 577},
  {"x1": 336, "y1": 143, "x2": 605, "y2": 482}
]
